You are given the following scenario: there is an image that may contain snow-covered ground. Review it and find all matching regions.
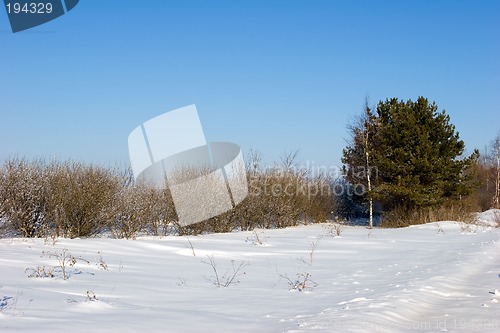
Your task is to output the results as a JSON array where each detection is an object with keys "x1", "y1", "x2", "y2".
[{"x1": 1, "y1": 210, "x2": 500, "y2": 333}]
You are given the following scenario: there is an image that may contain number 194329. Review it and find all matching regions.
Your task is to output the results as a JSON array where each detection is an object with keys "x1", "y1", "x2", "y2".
[{"x1": 6, "y1": 2, "x2": 53, "y2": 14}]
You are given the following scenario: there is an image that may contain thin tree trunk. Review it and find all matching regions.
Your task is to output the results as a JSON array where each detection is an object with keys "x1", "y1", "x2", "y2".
[
  {"x1": 364, "y1": 131, "x2": 373, "y2": 229},
  {"x1": 495, "y1": 154, "x2": 500, "y2": 208}
]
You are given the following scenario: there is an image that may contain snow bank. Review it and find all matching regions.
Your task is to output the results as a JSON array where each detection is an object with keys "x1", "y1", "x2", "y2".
[{"x1": 1, "y1": 218, "x2": 499, "y2": 332}]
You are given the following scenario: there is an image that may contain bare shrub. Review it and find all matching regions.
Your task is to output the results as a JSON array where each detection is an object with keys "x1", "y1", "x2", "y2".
[
  {"x1": 44, "y1": 233, "x2": 58, "y2": 246},
  {"x1": 0, "y1": 151, "x2": 335, "y2": 238},
  {"x1": 96, "y1": 251, "x2": 108, "y2": 270},
  {"x1": 245, "y1": 229, "x2": 266, "y2": 245},
  {"x1": 0, "y1": 159, "x2": 130, "y2": 238},
  {"x1": 325, "y1": 219, "x2": 343, "y2": 237},
  {"x1": 26, "y1": 248, "x2": 90, "y2": 280},
  {"x1": 104, "y1": 182, "x2": 176, "y2": 239},
  {"x1": 183, "y1": 209, "x2": 236, "y2": 235},
  {"x1": 25, "y1": 266, "x2": 55, "y2": 278},
  {"x1": 300, "y1": 177, "x2": 333, "y2": 224},
  {"x1": 307, "y1": 237, "x2": 321, "y2": 266},
  {"x1": 280, "y1": 272, "x2": 318, "y2": 292},
  {"x1": 41, "y1": 248, "x2": 90, "y2": 280},
  {"x1": 47, "y1": 162, "x2": 122, "y2": 238},
  {"x1": 378, "y1": 206, "x2": 410, "y2": 228},
  {"x1": 170, "y1": 154, "x2": 334, "y2": 235},
  {"x1": 0, "y1": 159, "x2": 49, "y2": 237},
  {"x1": 380, "y1": 199, "x2": 478, "y2": 228},
  {"x1": 236, "y1": 168, "x2": 332, "y2": 231},
  {"x1": 202, "y1": 255, "x2": 249, "y2": 288}
]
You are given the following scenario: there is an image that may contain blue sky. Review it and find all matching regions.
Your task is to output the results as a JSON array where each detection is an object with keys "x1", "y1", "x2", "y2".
[{"x1": 1, "y1": 0, "x2": 499, "y2": 169}]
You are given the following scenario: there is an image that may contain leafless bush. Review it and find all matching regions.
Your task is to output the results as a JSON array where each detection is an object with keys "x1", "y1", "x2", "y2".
[
  {"x1": 0, "y1": 159, "x2": 130, "y2": 238},
  {"x1": 103, "y1": 182, "x2": 176, "y2": 239},
  {"x1": 307, "y1": 237, "x2": 321, "y2": 265},
  {"x1": 167, "y1": 156, "x2": 334, "y2": 235},
  {"x1": 44, "y1": 233, "x2": 58, "y2": 246},
  {"x1": 202, "y1": 255, "x2": 249, "y2": 288},
  {"x1": 245, "y1": 229, "x2": 266, "y2": 245},
  {"x1": 280, "y1": 272, "x2": 318, "y2": 292},
  {"x1": 40, "y1": 248, "x2": 90, "y2": 280},
  {"x1": 96, "y1": 251, "x2": 108, "y2": 270},
  {"x1": 0, "y1": 152, "x2": 335, "y2": 238},
  {"x1": 0, "y1": 159, "x2": 50, "y2": 237},
  {"x1": 379, "y1": 206, "x2": 416, "y2": 228},
  {"x1": 235, "y1": 170, "x2": 332, "y2": 231},
  {"x1": 325, "y1": 219, "x2": 343, "y2": 237},
  {"x1": 25, "y1": 266, "x2": 55, "y2": 278},
  {"x1": 380, "y1": 199, "x2": 477, "y2": 228},
  {"x1": 245, "y1": 171, "x2": 305, "y2": 229},
  {"x1": 47, "y1": 161, "x2": 122, "y2": 238}
]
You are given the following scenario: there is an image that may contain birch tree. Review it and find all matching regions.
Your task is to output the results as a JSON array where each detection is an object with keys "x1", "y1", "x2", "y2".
[
  {"x1": 342, "y1": 99, "x2": 377, "y2": 228},
  {"x1": 492, "y1": 131, "x2": 500, "y2": 208}
]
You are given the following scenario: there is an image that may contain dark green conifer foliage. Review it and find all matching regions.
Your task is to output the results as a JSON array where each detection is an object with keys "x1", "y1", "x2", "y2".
[{"x1": 343, "y1": 97, "x2": 478, "y2": 212}]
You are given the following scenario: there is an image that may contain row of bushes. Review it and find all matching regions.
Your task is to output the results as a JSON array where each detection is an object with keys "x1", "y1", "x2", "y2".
[
  {"x1": 378, "y1": 197, "x2": 479, "y2": 228},
  {"x1": 0, "y1": 159, "x2": 335, "y2": 238}
]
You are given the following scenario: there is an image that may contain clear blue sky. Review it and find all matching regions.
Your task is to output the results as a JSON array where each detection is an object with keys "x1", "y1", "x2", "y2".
[{"x1": 1, "y1": 1, "x2": 499, "y2": 170}]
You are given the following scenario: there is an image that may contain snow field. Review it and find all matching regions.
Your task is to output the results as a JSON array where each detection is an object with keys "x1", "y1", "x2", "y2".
[{"x1": 1, "y1": 211, "x2": 500, "y2": 332}]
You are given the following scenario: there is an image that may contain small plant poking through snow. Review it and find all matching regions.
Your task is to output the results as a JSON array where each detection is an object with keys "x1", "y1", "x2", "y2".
[
  {"x1": 301, "y1": 237, "x2": 321, "y2": 266},
  {"x1": 43, "y1": 233, "x2": 58, "y2": 246},
  {"x1": 96, "y1": 251, "x2": 108, "y2": 271},
  {"x1": 26, "y1": 250, "x2": 110, "y2": 279},
  {"x1": 245, "y1": 229, "x2": 266, "y2": 245},
  {"x1": 202, "y1": 255, "x2": 249, "y2": 288},
  {"x1": 185, "y1": 237, "x2": 196, "y2": 256},
  {"x1": 85, "y1": 291, "x2": 98, "y2": 302},
  {"x1": 41, "y1": 248, "x2": 90, "y2": 280},
  {"x1": 325, "y1": 221, "x2": 343, "y2": 237},
  {"x1": 281, "y1": 272, "x2": 318, "y2": 292},
  {"x1": 26, "y1": 248, "x2": 91, "y2": 280},
  {"x1": 25, "y1": 266, "x2": 55, "y2": 278},
  {"x1": 177, "y1": 277, "x2": 187, "y2": 287}
]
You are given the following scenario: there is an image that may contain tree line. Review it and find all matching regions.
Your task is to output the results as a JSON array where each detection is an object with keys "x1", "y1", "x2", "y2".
[{"x1": 0, "y1": 96, "x2": 499, "y2": 237}]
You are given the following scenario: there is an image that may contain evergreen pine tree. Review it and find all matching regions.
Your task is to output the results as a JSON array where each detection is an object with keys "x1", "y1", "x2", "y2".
[{"x1": 342, "y1": 97, "x2": 478, "y2": 215}]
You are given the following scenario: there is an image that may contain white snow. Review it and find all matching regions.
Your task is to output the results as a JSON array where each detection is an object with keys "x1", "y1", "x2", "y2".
[{"x1": 1, "y1": 217, "x2": 500, "y2": 332}]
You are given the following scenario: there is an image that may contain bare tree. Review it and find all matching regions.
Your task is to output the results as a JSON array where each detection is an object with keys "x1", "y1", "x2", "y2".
[
  {"x1": 362, "y1": 102, "x2": 375, "y2": 229},
  {"x1": 343, "y1": 98, "x2": 376, "y2": 228},
  {"x1": 492, "y1": 131, "x2": 500, "y2": 208},
  {"x1": 245, "y1": 148, "x2": 262, "y2": 175},
  {"x1": 280, "y1": 150, "x2": 299, "y2": 172}
]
